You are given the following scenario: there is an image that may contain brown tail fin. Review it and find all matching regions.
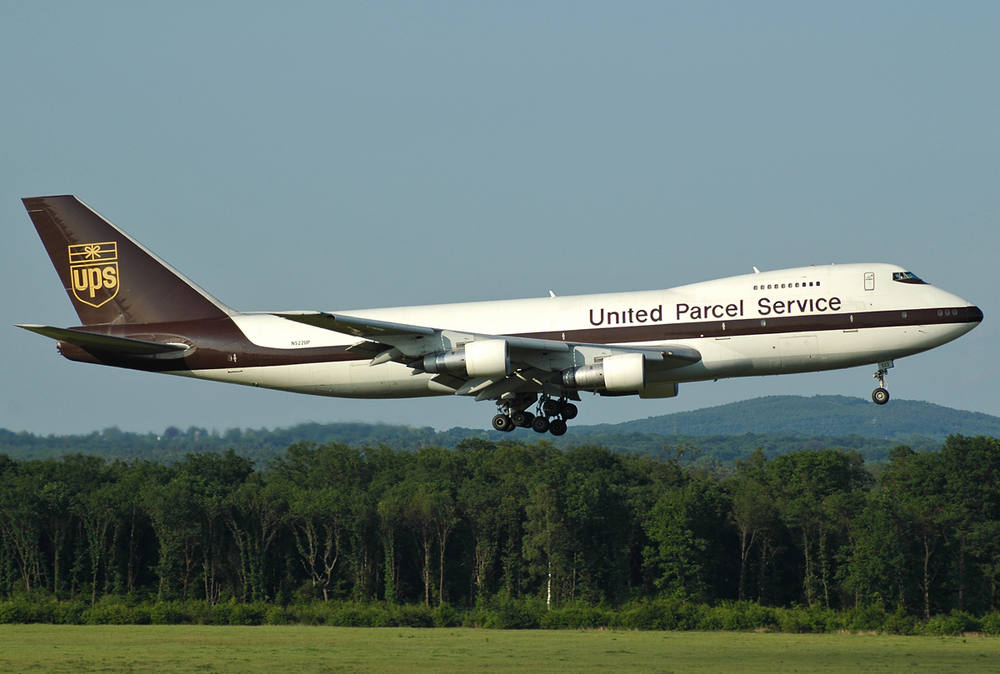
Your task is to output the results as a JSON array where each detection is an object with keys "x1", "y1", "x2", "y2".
[{"x1": 22, "y1": 195, "x2": 233, "y2": 325}]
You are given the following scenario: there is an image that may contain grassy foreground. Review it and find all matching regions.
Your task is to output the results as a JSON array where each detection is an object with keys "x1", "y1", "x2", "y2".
[{"x1": 0, "y1": 626, "x2": 998, "y2": 673}]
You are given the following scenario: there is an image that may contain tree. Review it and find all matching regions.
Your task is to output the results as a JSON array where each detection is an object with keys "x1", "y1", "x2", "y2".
[
  {"x1": 346, "y1": 492, "x2": 379, "y2": 602},
  {"x1": 377, "y1": 486, "x2": 406, "y2": 603},
  {"x1": 76, "y1": 483, "x2": 120, "y2": 604},
  {"x1": 729, "y1": 450, "x2": 778, "y2": 601},
  {"x1": 523, "y1": 482, "x2": 566, "y2": 608},
  {"x1": 939, "y1": 436, "x2": 1000, "y2": 613},
  {"x1": 366, "y1": 445, "x2": 411, "y2": 603},
  {"x1": 557, "y1": 446, "x2": 634, "y2": 603},
  {"x1": 643, "y1": 476, "x2": 728, "y2": 601},
  {"x1": 402, "y1": 485, "x2": 454, "y2": 606},
  {"x1": 767, "y1": 449, "x2": 870, "y2": 607},
  {"x1": 880, "y1": 446, "x2": 949, "y2": 619},
  {"x1": 144, "y1": 476, "x2": 202, "y2": 599},
  {"x1": 0, "y1": 466, "x2": 44, "y2": 593},
  {"x1": 841, "y1": 492, "x2": 908, "y2": 610},
  {"x1": 108, "y1": 460, "x2": 167, "y2": 596},
  {"x1": 287, "y1": 485, "x2": 349, "y2": 601},
  {"x1": 409, "y1": 447, "x2": 461, "y2": 605},
  {"x1": 225, "y1": 475, "x2": 286, "y2": 602},
  {"x1": 176, "y1": 450, "x2": 254, "y2": 603},
  {"x1": 458, "y1": 470, "x2": 503, "y2": 603}
]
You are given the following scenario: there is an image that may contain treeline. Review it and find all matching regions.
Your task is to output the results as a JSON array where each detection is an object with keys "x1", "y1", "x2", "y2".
[
  {"x1": 0, "y1": 423, "x2": 450, "y2": 464},
  {"x1": 0, "y1": 423, "x2": 924, "y2": 466},
  {"x1": 1, "y1": 436, "x2": 999, "y2": 623}
]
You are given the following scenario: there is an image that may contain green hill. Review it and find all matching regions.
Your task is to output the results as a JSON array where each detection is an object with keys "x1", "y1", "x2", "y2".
[
  {"x1": 1, "y1": 395, "x2": 996, "y2": 465},
  {"x1": 571, "y1": 395, "x2": 1000, "y2": 442}
]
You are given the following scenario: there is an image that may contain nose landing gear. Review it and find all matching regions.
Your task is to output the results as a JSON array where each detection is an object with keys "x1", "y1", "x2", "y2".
[{"x1": 872, "y1": 363, "x2": 892, "y2": 405}]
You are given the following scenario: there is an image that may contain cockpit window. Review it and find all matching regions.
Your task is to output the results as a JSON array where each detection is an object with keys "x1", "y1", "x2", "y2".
[{"x1": 892, "y1": 271, "x2": 927, "y2": 285}]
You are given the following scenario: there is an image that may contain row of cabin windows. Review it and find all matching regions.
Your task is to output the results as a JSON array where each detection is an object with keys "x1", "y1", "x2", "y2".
[{"x1": 753, "y1": 281, "x2": 821, "y2": 291}]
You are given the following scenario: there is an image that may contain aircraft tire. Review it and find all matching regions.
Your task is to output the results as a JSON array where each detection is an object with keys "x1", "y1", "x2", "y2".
[
  {"x1": 549, "y1": 419, "x2": 567, "y2": 436},
  {"x1": 532, "y1": 416, "x2": 550, "y2": 433},
  {"x1": 492, "y1": 414, "x2": 515, "y2": 432},
  {"x1": 512, "y1": 411, "x2": 534, "y2": 428},
  {"x1": 561, "y1": 403, "x2": 578, "y2": 420},
  {"x1": 542, "y1": 400, "x2": 561, "y2": 417},
  {"x1": 872, "y1": 388, "x2": 890, "y2": 405}
]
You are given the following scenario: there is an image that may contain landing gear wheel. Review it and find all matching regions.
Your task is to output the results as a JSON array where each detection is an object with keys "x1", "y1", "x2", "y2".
[
  {"x1": 561, "y1": 403, "x2": 578, "y2": 420},
  {"x1": 549, "y1": 419, "x2": 567, "y2": 436},
  {"x1": 511, "y1": 411, "x2": 534, "y2": 428},
  {"x1": 492, "y1": 414, "x2": 515, "y2": 432},
  {"x1": 542, "y1": 399, "x2": 561, "y2": 417},
  {"x1": 531, "y1": 416, "x2": 550, "y2": 433},
  {"x1": 871, "y1": 365, "x2": 891, "y2": 405}
]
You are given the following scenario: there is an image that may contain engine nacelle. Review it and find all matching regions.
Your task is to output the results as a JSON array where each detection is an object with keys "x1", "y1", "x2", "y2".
[
  {"x1": 561, "y1": 353, "x2": 646, "y2": 391},
  {"x1": 422, "y1": 339, "x2": 511, "y2": 378},
  {"x1": 465, "y1": 339, "x2": 511, "y2": 377}
]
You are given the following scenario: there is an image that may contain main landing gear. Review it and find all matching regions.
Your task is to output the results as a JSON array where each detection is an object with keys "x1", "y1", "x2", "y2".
[
  {"x1": 492, "y1": 394, "x2": 578, "y2": 436},
  {"x1": 872, "y1": 364, "x2": 891, "y2": 405}
]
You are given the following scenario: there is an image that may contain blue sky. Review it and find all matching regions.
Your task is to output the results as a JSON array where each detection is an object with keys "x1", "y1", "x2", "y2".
[{"x1": 2, "y1": 2, "x2": 996, "y2": 435}]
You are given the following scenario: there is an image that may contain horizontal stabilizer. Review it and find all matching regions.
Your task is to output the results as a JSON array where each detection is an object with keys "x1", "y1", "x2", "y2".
[{"x1": 17, "y1": 325, "x2": 189, "y2": 355}]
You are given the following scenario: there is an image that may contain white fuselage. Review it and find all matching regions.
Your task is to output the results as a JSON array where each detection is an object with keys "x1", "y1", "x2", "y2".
[{"x1": 176, "y1": 263, "x2": 979, "y2": 401}]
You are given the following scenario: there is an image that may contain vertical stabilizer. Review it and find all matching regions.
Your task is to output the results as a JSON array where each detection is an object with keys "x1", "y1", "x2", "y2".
[{"x1": 22, "y1": 195, "x2": 233, "y2": 325}]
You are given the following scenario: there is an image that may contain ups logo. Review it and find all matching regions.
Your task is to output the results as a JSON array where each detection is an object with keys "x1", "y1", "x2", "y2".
[{"x1": 68, "y1": 242, "x2": 119, "y2": 308}]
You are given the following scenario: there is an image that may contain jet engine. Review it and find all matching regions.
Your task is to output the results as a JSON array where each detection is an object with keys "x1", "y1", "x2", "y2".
[
  {"x1": 561, "y1": 352, "x2": 646, "y2": 391},
  {"x1": 422, "y1": 339, "x2": 511, "y2": 378}
]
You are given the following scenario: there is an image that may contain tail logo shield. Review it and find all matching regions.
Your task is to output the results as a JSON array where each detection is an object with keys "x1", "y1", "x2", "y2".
[{"x1": 68, "y1": 242, "x2": 119, "y2": 308}]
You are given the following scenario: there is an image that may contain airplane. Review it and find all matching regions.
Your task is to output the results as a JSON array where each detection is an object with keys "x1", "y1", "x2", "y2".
[{"x1": 17, "y1": 195, "x2": 984, "y2": 435}]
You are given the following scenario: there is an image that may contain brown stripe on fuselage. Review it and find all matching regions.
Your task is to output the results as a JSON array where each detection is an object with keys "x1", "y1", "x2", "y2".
[
  {"x1": 57, "y1": 317, "x2": 359, "y2": 372},
  {"x1": 59, "y1": 305, "x2": 983, "y2": 373},
  {"x1": 525, "y1": 305, "x2": 984, "y2": 344}
]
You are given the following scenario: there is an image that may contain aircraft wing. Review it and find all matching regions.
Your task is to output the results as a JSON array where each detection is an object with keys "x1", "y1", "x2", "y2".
[
  {"x1": 278, "y1": 311, "x2": 437, "y2": 339},
  {"x1": 276, "y1": 311, "x2": 577, "y2": 354},
  {"x1": 275, "y1": 311, "x2": 701, "y2": 398}
]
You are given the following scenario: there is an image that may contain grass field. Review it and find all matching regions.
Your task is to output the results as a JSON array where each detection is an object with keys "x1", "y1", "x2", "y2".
[{"x1": 0, "y1": 625, "x2": 997, "y2": 673}]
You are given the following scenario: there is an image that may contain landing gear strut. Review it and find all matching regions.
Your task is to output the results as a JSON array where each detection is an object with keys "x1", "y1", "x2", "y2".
[
  {"x1": 491, "y1": 393, "x2": 579, "y2": 436},
  {"x1": 872, "y1": 364, "x2": 891, "y2": 405},
  {"x1": 492, "y1": 393, "x2": 538, "y2": 433},
  {"x1": 530, "y1": 395, "x2": 577, "y2": 436}
]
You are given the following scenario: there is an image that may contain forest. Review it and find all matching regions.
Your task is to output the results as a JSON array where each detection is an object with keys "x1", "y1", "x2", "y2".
[{"x1": 1, "y1": 435, "x2": 1000, "y2": 630}]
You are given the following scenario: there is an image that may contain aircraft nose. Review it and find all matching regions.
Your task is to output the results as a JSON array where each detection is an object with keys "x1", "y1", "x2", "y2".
[{"x1": 968, "y1": 305, "x2": 984, "y2": 324}]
